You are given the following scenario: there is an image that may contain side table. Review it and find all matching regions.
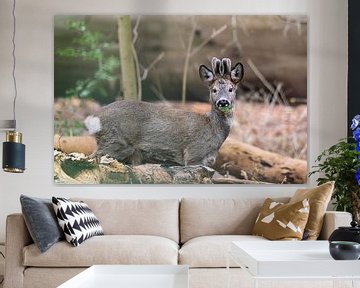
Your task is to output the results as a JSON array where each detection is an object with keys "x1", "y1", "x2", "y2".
[{"x1": 227, "y1": 240, "x2": 360, "y2": 288}]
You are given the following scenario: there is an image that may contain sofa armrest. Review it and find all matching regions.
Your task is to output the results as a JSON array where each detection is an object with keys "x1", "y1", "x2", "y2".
[
  {"x1": 4, "y1": 213, "x2": 33, "y2": 288},
  {"x1": 318, "y1": 211, "x2": 352, "y2": 240}
]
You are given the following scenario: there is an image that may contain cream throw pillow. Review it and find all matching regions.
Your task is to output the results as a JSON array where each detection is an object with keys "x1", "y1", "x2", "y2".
[
  {"x1": 289, "y1": 181, "x2": 334, "y2": 240},
  {"x1": 252, "y1": 198, "x2": 310, "y2": 240}
]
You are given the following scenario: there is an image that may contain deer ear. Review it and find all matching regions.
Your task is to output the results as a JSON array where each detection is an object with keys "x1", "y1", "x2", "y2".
[
  {"x1": 231, "y1": 62, "x2": 244, "y2": 84},
  {"x1": 199, "y1": 65, "x2": 214, "y2": 84}
]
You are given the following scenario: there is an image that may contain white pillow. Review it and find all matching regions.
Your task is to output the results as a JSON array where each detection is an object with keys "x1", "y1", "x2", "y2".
[{"x1": 52, "y1": 197, "x2": 103, "y2": 246}]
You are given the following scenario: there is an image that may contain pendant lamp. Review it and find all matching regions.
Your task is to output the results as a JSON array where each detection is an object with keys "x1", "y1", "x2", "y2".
[{"x1": 1, "y1": 0, "x2": 25, "y2": 173}]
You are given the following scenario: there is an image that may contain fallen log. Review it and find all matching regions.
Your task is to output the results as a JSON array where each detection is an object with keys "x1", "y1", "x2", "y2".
[
  {"x1": 214, "y1": 139, "x2": 307, "y2": 184},
  {"x1": 54, "y1": 135, "x2": 307, "y2": 184},
  {"x1": 54, "y1": 151, "x2": 214, "y2": 184},
  {"x1": 212, "y1": 178, "x2": 270, "y2": 184},
  {"x1": 54, "y1": 134, "x2": 96, "y2": 155}
]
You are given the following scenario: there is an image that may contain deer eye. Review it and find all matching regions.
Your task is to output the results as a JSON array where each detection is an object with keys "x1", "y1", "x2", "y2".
[
  {"x1": 229, "y1": 88, "x2": 233, "y2": 92},
  {"x1": 212, "y1": 88, "x2": 217, "y2": 93}
]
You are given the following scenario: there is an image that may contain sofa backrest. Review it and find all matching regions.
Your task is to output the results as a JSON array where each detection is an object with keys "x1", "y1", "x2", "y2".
[
  {"x1": 74, "y1": 198, "x2": 180, "y2": 243},
  {"x1": 180, "y1": 198, "x2": 289, "y2": 243}
]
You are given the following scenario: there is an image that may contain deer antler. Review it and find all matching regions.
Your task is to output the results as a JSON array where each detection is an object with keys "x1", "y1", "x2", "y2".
[
  {"x1": 222, "y1": 58, "x2": 231, "y2": 76},
  {"x1": 211, "y1": 57, "x2": 232, "y2": 78},
  {"x1": 211, "y1": 57, "x2": 222, "y2": 77}
]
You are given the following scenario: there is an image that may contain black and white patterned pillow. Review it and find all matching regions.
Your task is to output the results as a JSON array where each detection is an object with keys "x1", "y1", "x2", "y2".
[{"x1": 52, "y1": 197, "x2": 104, "y2": 247}]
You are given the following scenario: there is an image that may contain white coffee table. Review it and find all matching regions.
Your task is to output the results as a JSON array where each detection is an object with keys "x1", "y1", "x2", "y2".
[
  {"x1": 58, "y1": 265, "x2": 189, "y2": 288},
  {"x1": 228, "y1": 241, "x2": 360, "y2": 288}
]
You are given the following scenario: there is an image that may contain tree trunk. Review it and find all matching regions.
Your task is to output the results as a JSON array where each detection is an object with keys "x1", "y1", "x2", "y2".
[{"x1": 118, "y1": 16, "x2": 137, "y2": 100}]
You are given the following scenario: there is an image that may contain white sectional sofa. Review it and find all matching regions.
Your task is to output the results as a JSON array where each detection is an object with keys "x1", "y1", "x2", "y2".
[{"x1": 4, "y1": 198, "x2": 352, "y2": 288}]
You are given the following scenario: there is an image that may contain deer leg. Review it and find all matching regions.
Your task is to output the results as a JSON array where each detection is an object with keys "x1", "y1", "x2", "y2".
[
  {"x1": 128, "y1": 149, "x2": 143, "y2": 165},
  {"x1": 94, "y1": 132, "x2": 136, "y2": 164},
  {"x1": 184, "y1": 148, "x2": 216, "y2": 167},
  {"x1": 202, "y1": 154, "x2": 217, "y2": 167},
  {"x1": 97, "y1": 143, "x2": 135, "y2": 162}
]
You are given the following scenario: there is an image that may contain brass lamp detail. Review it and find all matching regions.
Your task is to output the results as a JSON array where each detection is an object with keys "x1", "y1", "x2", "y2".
[
  {"x1": 2, "y1": 131, "x2": 25, "y2": 173},
  {"x1": 6, "y1": 130, "x2": 22, "y2": 143}
]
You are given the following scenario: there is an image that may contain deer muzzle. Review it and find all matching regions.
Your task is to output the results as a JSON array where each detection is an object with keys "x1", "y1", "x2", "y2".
[{"x1": 216, "y1": 99, "x2": 233, "y2": 113}]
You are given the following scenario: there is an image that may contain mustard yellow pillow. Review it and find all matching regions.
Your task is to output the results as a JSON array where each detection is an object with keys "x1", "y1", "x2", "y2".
[
  {"x1": 289, "y1": 181, "x2": 334, "y2": 240},
  {"x1": 252, "y1": 198, "x2": 310, "y2": 240}
]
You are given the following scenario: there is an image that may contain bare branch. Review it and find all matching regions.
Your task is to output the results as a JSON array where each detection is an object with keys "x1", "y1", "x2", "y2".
[
  {"x1": 181, "y1": 20, "x2": 227, "y2": 103},
  {"x1": 181, "y1": 17, "x2": 197, "y2": 104},
  {"x1": 278, "y1": 85, "x2": 289, "y2": 106},
  {"x1": 131, "y1": 16, "x2": 142, "y2": 100},
  {"x1": 131, "y1": 44, "x2": 142, "y2": 100},
  {"x1": 175, "y1": 22, "x2": 186, "y2": 51},
  {"x1": 141, "y1": 52, "x2": 165, "y2": 80},
  {"x1": 190, "y1": 24, "x2": 227, "y2": 57},
  {"x1": 231, "y1": 17, "x2": 242, "y2": 52},
  {"x1": 132, "y1": 16, "x2": 141, "y2": 45},
  {"x1": 283, "y1": 17, "x2": 291, "y2": 37},
  {"x1": 247, "y1": 58, "x2": 289, "y2": 107},
  {"x1": 151, "y1": 68, "x2": 165, "y2": 102},
  {"x1": 246, "y1": 58, "x2": 276, "y2": 94},
  {"x1": 130, "y1": 16, "x2": 164, "y2": 99},
  {"x1": 237, "y1": 16, "x2": 249, "y2": 36},
  {"x1": 270, "y1": 82, "x2": 284, "y2": 105},
  {"x1": 296, "y1": 20, "x2": 302, "y2": 36},
  {"x1": 220, "y1": 16, "x2": 242, "y2": 55},
  {"x1": 281, "y1": 16, "x2": 305, "y2": 37},
  {"x1": 150, "y1": 84, "x2": 169, "y2": 103}
]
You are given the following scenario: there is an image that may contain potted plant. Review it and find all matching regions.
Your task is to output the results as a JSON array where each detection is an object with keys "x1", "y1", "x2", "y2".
[{"x1": 309, "y1": 115, "x2": 360, "y2": 222}]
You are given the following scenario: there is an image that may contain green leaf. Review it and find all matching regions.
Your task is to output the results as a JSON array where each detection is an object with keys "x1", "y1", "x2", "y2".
[
  {"x1": 309, "y1": 138, "x2": 360, "y2": 215},
  {"x1": 55, "y1": 19, "x2": 120, "y2": 100}
]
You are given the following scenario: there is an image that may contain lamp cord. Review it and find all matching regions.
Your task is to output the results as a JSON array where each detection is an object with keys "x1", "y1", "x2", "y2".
[
  {"x1": 0, "y1": 251, "x2": 4, "y2": 284},
  {"x1": 11, "y1": 0, "x2": 17, "y2": 130}
]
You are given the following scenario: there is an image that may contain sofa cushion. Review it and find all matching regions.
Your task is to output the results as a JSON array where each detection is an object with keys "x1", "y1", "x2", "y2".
[
  {"x1": 72, "y1": 199, "x2": 179, "y2": 243},
  {"x1": 179, "y1": 235, "x2": 267, "y2": 268},
  {"x1": 23, "y1": 235, "x2": 178, "y2": 267},
  {"x1": 252, "y1": 198, "x2": 310, "y2": 240},
  {"x1": 180, "y1": 198, "x2": 289, "y2": 243},
  {"x1": 24, "y1": 268, "x2": 86, "y2": 288},
  {"x1": 52, "y1": 197, "x2": 104, "y2": 247},
  {"x1": 290, "y1": 181, "x2": 334, "y2": 240},
  {"x1": 20, "y1": 195, "x2": 64, "y2": 253}
]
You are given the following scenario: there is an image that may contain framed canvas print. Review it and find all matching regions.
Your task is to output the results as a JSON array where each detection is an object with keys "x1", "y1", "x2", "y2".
[{"x1": 54, "y1": 15, "x2": 307, "y2": 184}]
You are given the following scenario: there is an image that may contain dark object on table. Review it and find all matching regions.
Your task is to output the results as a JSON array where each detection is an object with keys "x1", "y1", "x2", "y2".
[
  {"x1": 329, "y1": 241, "x2": 360, "y2": 260},
  {"x1": 328, "y1": 221, "x2": 360, "y2": 244}
]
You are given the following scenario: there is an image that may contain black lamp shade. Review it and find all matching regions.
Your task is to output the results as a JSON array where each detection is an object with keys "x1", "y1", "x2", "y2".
[{"x1": 3, "y1": 141, "x2": 25, "y2": 173}]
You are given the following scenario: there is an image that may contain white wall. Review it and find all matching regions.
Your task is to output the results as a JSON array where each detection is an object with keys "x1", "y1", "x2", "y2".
[{"x1": 0, "y1": 0, "x2": 347, "y2": 242}]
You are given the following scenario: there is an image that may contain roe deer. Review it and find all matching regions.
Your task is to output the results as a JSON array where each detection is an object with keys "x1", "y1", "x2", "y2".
[{"x1": 85, "y1": 57, "x2": 244, "y2": 166}]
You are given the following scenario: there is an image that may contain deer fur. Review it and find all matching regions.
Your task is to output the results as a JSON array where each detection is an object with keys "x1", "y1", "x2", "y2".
[{"x1": 85, "y1": 57, "x2": 244, "y2": 166}]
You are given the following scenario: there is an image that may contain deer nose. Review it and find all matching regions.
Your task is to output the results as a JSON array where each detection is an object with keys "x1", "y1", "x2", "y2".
[{"x1": 216, "y1": 99, "x2": 232, "y2": 109}]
